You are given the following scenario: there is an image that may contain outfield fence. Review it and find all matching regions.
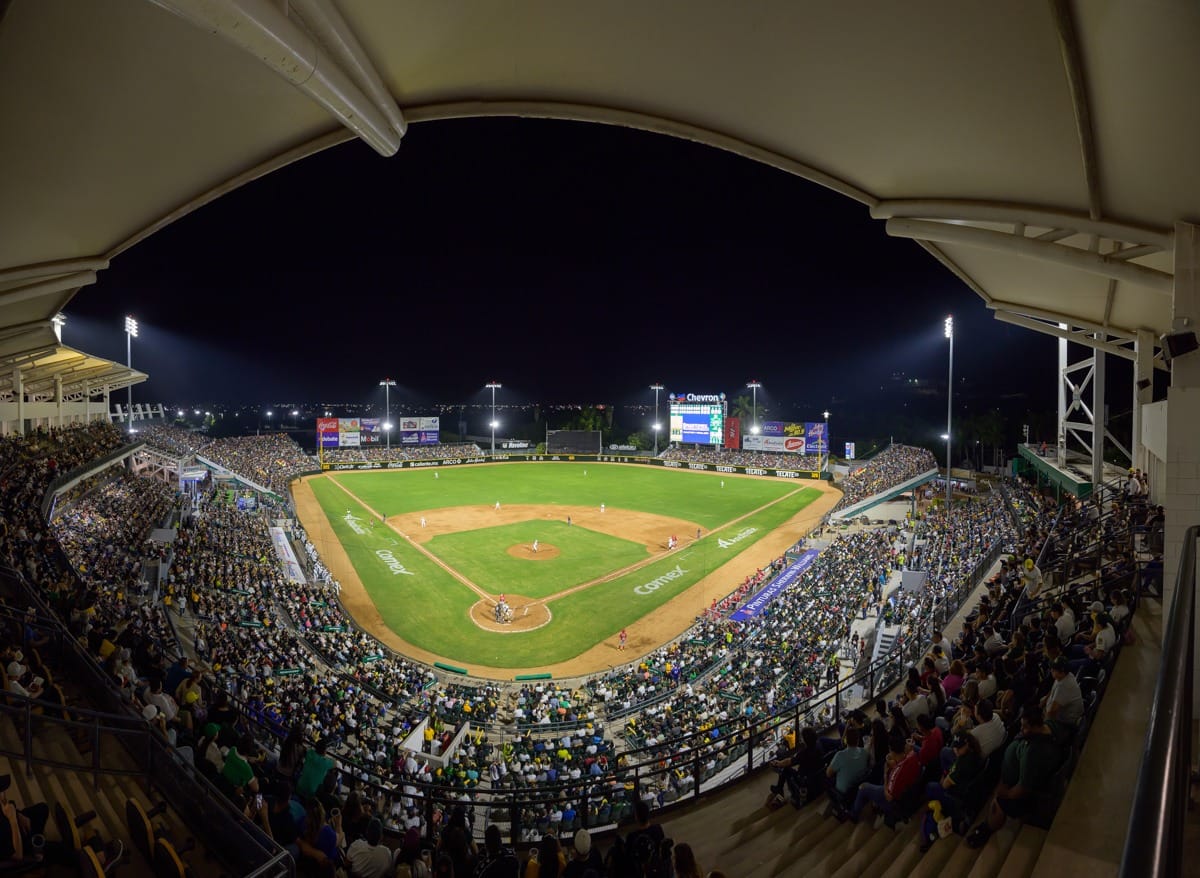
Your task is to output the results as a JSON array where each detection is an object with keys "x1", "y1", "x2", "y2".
[{"x1": 318, "y1": 452, "x2": 831, "y2": 480}]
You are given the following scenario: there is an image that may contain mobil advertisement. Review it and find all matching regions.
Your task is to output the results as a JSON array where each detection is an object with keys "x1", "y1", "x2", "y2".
[
  {"x1": 805, "y1": 421, "x2": 828, "y2": 455},
  {"x1": 359, "y1": 418, "x2": 382, "y2": 444}
]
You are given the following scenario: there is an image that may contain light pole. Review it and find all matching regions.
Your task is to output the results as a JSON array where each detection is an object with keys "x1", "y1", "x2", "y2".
[
  {"x1": 650, "y1": 383, "x2": 664, "y2": 455},
  {"x1": 485, "y1": 381, "x2": 502, "y2": 456},
  {"x1": 944, "y1": 315, "x2": 954, "y2": 505},
  {"x1": 124, "y1": 316, "x2": 138, "y2": 433},
  {"x1": 822, "y1": 409, "x2": 831, "y2": 471},
  {"x1": 746, "y1": 380, "x2": 762, "y2": 435},
  {"x1": 379, "y1": 378, "x2": 396, "y2": 451}
]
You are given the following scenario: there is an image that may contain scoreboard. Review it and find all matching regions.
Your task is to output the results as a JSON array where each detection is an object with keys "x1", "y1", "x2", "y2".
[{"x1": 669, "y1": 393, "x2": 726, "y2": 446}]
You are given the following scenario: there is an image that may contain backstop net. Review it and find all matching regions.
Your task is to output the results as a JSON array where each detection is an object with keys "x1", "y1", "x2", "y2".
[{"x1": 546, "y1": 430, "x2": 602, "y2": 454}]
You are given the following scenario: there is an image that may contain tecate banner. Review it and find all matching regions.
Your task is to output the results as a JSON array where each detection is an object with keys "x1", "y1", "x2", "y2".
[
  {"x1": 743, "y1": 435, "x2": 807, "y2": 454},
  {"x1": 805, "y1": 421, "x2": 828, "y2": 455}
]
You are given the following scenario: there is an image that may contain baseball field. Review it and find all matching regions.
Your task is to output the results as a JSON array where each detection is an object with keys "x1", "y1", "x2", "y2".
[{"x1": 292, "y1": 462, "x2": 841, "y2": 678}]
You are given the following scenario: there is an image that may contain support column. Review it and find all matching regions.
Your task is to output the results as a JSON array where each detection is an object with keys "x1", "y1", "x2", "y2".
[
  {"x1": 1132, "y1": 329, "x2": 1155, "y2": 469},
  {"x1": 1093, "y1": 337, "x2": 1105, "y2": 486},
  {"x1": 54, "y1": 376, "x2": 63, "y2": 429},
  {"x1": 1161, "y1": 222, "x2": 1200, "y2": 714},
  {"x1": 13, "y1": 368, "x2": 23, "y2": 437},
  {"x1": 1057, "y1": 332, "x2": 1068, "y2": 466}
]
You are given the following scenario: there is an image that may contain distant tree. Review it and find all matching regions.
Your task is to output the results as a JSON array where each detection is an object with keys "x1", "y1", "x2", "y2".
[{"x1": 626, "y1": 430, "x2": 650, "y2": 450}]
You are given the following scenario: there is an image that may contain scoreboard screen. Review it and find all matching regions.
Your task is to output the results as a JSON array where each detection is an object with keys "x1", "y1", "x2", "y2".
[{"x1": 669, "y1": 393, "x2": 726, "y2": 446}]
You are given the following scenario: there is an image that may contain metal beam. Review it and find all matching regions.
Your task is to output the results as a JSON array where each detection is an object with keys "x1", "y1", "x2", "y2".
[
  {"x1": 885, "y1": 218, "x2": 1174, "y2": 294},
  {"x1": 871, "y1": 200, "x2": 1172, "y2": 251},
  {"x1": 987, "y1": 300, "x2": 1136, "y2": 340},
  {"x1": 0, "y1": 257, "x2": 109, "y2": 286},
  {"x1": 1049, "y1": 0, "x2": 1102, "y2": 220},
  {"x1": 992, "y1": 311, "x2": 1136, "y2": 360}
]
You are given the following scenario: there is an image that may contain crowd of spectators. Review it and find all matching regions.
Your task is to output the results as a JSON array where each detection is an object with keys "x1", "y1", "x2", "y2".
[
  {"x1": 660, "y1": 446, "x2": 821, "y2": 470},
  {"x1": 2, "y1": 418, "x2": 1141, "y2": 868},
  {"x1": 323, "y1": 443, "x2": 483, "y2": 463},
  {"x1": 832, "y1": 444, "x2": 937, "y2": 512}
]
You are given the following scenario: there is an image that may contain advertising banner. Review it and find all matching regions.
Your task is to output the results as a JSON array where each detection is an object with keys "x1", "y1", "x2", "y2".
[
  {"x1": 399, "y1": 431, "x2": 420, "y2": 445},
  {"x1": 360, "y1": 418, "x2": 381, "y2": 444},
  {"x1": 743, "y1": 435, "x2": 808, "y2": 454},
  {"x1": 724, "y1": 416, "x2": 741, "y2": 449},
  {"x1": 845, "y1": 442, "x2": 856, "y2": 460},
  {"x1": 760, "y1": 421, "x2": 787, "y2": 437},
  {"x1": 340, "y1": 431, "x2": 361, "y2": 447},
  {"x1": 400, "y1": 418, "x2": 420, "y2": 431},
  {"x1": 319, "y1": 432, "x2": 340, "y2": 448},
  {"x1": 419, "y1": 417, "x2": 440, "y2": 431},
  {"x1": 316, "y1": 417, "x2": 338, "y2": 434},
  {"x1": 419, "y1": 430, "x2": 440, "y2": 444},
  {"x1": 338, "y1": 418, "x2": 360, "y2": 432},
  {"x1": 805, "y1": 421, "x2": 828, "y2": 455},
  {"x1": 730, "y1": 549, "x2": 820, "y2": 620}
]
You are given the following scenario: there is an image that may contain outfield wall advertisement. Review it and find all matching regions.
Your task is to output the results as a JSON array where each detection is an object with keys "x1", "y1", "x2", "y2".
[
  {"x1": 742, "y1": 435, "x2": 808, "y2": 454},
  {"x1": 319, "y1": 453, "x2": 828, "y2": 480},
  {"x1": 319, "y1": 415, "x2": 439, "y2": 447}
]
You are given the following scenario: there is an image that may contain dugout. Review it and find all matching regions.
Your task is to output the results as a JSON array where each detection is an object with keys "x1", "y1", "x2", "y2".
[{"x1": 546, "y1": 429, "x2": 602, "y2": 455}]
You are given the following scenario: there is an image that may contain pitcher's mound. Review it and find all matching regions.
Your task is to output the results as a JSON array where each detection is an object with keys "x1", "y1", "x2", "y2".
[
  {"x1": 470, "y1": 596, "x2": 552, "y2": 633},
  {"x1": 505, "y1": 543, "x2": 560, "y2": 560}
]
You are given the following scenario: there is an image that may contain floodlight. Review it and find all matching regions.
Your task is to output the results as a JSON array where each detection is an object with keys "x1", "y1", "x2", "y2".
[
  {"x1": 944, "y1": 316, "x2": 953, "y2": 339},
  {"x1": 124, "y1": 316, "x2": 138, "y2": 338}
]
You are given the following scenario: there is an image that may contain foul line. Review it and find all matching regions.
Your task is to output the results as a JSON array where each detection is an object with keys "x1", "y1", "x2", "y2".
[{"x1": 324, "y1": 475, "x2": 498, "y2": 605}]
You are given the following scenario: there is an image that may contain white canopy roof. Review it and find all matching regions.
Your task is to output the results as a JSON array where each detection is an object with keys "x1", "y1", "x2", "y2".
[{"x1": 1, "y1": 0, "x2": 1196, "y2": 363}]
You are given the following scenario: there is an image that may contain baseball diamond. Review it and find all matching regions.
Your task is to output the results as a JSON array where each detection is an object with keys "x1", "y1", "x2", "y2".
[{"x1": 292, "y1": 461, "x2": 838, "y2": 676}]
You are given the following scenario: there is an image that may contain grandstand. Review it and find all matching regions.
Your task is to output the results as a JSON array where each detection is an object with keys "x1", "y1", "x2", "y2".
[{"x1": 0, "y1": 3, "x2": 1197, "y2": 876}]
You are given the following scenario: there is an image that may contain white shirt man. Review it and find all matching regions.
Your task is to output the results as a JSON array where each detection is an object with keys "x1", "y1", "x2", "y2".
[
  {"x1": 1044, "y1": 660, "x2": 1084, "y2": 726},
  {"x1": 970, "y1": 708, "x2": 1006, "y2": 757},
  {"x1": 1092, "y1": 620, "x2": 1117, "y2": 657}
]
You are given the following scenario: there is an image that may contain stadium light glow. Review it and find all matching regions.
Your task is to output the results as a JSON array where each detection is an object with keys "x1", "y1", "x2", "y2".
[
  {"x1": 194, "y1": 409, "x2": 201, "y2": 415},
  {"x1": 177, "y1": 409, "x2": 184, "y2": 417},
  {"x1": 944, "y1": 315, "x2": 954, "y2": 505},
  {"x1": 650, "y1": 383, "x2": 665, "y2": 456},
  {"x1": 486, "y1": 382, "x2": 502, "y2": 456},
  {"x1": 746, "y1": 380, "x2": 762, "y2": 436},
  {"x1": 124, "y1": 315, "x2": 138, "y2": 434},
  {"x1": 379, "y1": 378, "x2": 397, "y2": 451},
  {"x1": 52, "y1": 312, "x2": 66, "y2": 342}
]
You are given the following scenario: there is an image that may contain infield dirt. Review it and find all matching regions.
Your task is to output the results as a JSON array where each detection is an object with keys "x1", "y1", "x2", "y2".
[{"x1": 291, "y1": 469, "x2": 841, "y2": 679}]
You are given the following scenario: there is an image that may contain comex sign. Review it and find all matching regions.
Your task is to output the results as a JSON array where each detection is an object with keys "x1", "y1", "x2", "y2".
[
  {"x1": 375, "y1": 549, "x2": 414, "y2": 576},
  {"x1": 634, "y1": 564, "x2": 688, "y2": 595}
]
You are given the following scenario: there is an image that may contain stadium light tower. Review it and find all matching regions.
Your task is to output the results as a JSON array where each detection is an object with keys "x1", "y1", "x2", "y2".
[
  {"x1": 746, "y1": 380, "x2": 762, "y2": 435},
  {"x1": 944, "y1": 315, "x2": 954, "y2": 506},
  {"x1": 124, "y1": 316, "x2": 138, "y2": 433},
  {"x1": 650, "y1": 382, "x2": 664, "y2": 456},
  {"x1": 379, "y1": 378, "x2": 396, "y2": 451},
  {"x1": 823, "y1": 409, "x2": 831, "y2": 472},
  {"x1": 485, "y1": 381, "x2": 502, "y2": 456}
]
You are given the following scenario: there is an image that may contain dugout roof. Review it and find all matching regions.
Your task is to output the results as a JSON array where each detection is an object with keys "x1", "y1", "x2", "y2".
[{"x1": 0, "y1": 0, "x2": 1197, "y2": 363}]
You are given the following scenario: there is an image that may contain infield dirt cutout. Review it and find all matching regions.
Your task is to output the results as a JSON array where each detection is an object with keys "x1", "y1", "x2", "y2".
[
  {"x1": 504, "y1": 543, "x2": 560, "y2": 560},
  {"x1": 292, "y1": 466, "x2": 842, "y2": 678}
]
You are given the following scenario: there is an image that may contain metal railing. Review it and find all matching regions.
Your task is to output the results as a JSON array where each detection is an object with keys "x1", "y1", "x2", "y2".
[{"x1": 1120, "y1": 524, "x2": 1198, "y2": 878}]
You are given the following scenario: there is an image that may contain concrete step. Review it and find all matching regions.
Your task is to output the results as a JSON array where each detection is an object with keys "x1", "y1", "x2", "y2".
[
  {"x1": 999, "y1": 825, "x2": 1047, "y2": 878},
  {"x1": 965, "y1": 822, "x2": 1021, "y2": 878}
]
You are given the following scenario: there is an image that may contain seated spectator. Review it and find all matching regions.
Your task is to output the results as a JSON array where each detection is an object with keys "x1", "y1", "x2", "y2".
[
  {"x1": 824, "y1": 727, "x2": 869, "y2": 813},
  {"x1": 839, "y1": 735, "x2": 920, "y2": 825},
  {"x1": 767, "y1": 727, "x2": 823, "y2": 808},
  {"x1": 966, "y1": 705, "x2": 1063, "y2": 848},
  {"x1": 561, "y1": 828, "x2": 601, "y2": 878},
  {"x1": 1042, "y1": 656, "x2": 1084, "y2": 734},
  {"x1": 475, "y1": 824, "x2": 520, "y2": 877}
]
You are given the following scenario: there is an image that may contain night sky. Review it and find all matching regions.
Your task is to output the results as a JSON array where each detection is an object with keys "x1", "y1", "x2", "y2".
[{"x1": 64, "y1": 117, "x2": 1054, "y2": 417}]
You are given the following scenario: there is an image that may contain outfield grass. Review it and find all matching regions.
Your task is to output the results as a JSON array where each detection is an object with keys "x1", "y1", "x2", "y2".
[
  {"x1": 308, "y1": 467, "x2": 820, "y2": 668},
  {"x1": 330, "y1": 462, "x2": 794, "y2": 528},
  {"x1": 426, "y1": 521, "x2": 649, "y2": 599}
]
